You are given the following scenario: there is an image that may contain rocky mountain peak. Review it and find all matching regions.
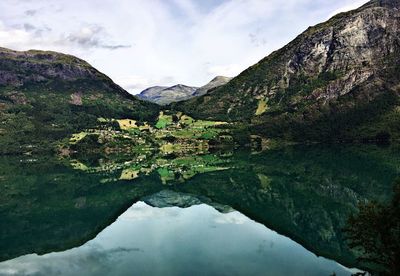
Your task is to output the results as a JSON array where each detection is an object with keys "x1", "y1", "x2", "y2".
[
  {"x1": 0, "y1": 48, "x2": 96, "y2": 85},
  {"x1": 174, "y1": 0, "x2": 400, "y2": 142},
  {"x1": 210, "y1": 76, "x2": 231, "y2": 82},
  {"x1": 137, "y1": 84, "x2": 198, "y2": 105},
  {"x1": 365, "y1": 0, "x2": 400, "y2": 8},
  {"x1": 192, "y1": 76, "x2": 232, "y2": 97}
]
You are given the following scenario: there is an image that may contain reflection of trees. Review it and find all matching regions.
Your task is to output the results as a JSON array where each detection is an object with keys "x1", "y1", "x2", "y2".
[{"x1": 345, "y1": 181, "x2": 400, "y2": 275}]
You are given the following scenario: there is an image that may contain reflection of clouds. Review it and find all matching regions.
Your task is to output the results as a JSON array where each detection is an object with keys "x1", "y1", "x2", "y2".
[
  {"x1": 257, "y1": 240, "x2": 267, "y2": 254},
  {"x1": 122, "y1": 202, "x2": 245, "y2": 225},
  {"x1": 87, "y1": 243, "x2": 144, "y2": 254},
  {"x1": 119, "y1": 202, "x2": 181, "y2": 221},
  {"x1": 0, "y1": 244, "x2": 144, "y2": 276},
  {"x1": 0, "y1": 202, "x2": 355, "y2": 276},
  {"x1": 213, "y1": 211, "x2": 247, "y2": 225},
  {"x1": 256, "y1": 240, "x2": 274, "y2": 255}
]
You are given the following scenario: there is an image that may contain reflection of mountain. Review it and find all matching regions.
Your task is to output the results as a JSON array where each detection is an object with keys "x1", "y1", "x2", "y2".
[
  {"x1": 172, "y1": 146, "x2": 398, "y2": 270},
  {"x1": 143, "y1": 190, "x2": 233, "y2": 213},
  {"x1": 70, "y1": 152, "x2": 232, "y2": 184},
  {"x1": 0, "y1": 145, "x2": 398, "y2": 271},
  {"x1": 0, "y1": 156, "x2": 163, "y2": 262}
]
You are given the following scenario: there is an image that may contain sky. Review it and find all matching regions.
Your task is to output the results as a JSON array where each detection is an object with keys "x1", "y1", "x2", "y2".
[{"x1": 0, "y1": 0, "x2": 369, "y2": 94}]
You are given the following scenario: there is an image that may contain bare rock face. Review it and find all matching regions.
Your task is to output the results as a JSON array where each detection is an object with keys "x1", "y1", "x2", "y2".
[
  {"x1": 274, "y1": 2, "x2": 400, "y2": 102},
  {"x1": 137, "y1": 86, "x2": 168, "y2": 101},
  {"x1": 137, "y1": 76, "x2": 231, "y2": 105},
  {"x1": 137, "y1": 84, "x2": 198, "y2": 105},
  {"x1": 175, "y1": 0, "x2": 400, "y2": 142},
  {"x1": 69, "y1": 92, "x2": 83, "y2": 106},
  {"x1": 0, "y1": 48, "x2": 100, "y2": 86}
]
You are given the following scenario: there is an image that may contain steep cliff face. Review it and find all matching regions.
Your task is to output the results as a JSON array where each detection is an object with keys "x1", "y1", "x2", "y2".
[
  {"x1": 175, "y1": 0, "x2": 400, "y2": 142},
  {"x1": 0, "y1": 47, "x2": 159, "y2": 154}
]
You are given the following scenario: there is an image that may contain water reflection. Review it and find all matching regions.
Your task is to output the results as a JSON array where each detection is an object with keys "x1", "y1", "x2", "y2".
[
  {"x1": 345, "y1": 181, "x2": 400, "y2": 275},
  {"x1": 0, "y1": 145, "x2": 398, "y2": 274},
  {"x1": 0, "y1": 202, "x2": 358, "y2": 276}
]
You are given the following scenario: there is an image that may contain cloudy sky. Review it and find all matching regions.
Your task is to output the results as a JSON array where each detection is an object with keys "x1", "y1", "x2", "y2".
[{"x1": 0, "y1": 0, "x2": 368, "y2": 94}]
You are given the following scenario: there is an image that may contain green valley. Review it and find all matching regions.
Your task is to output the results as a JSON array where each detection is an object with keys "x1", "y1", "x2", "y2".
[
  {"x1": 63, "y1": 110, "x2": 234, "y2": 184},
  {"x1": 63, "y1": 111, "x2": 233, "y2": 155}
]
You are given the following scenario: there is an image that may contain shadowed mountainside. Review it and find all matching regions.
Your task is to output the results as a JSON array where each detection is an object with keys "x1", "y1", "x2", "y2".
[{"x1": 0, "y1": 47, "x2": 159, "y2": 154}]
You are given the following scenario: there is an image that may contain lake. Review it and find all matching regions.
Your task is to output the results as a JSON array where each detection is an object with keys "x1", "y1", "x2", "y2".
[{"x1": 0, "y1": 145, "x2": 398, "y2": 275}]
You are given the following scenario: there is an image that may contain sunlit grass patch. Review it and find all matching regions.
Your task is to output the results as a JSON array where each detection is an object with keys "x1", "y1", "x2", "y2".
[
  {"x1": 155, "y1": 112, "x2": 173, "y2": 129},
  {"x1": 255, "y1": 99, "x2": 268, "y2": 116},
  {"x1": 69, "y1": 132, "x2": 87, "y2": 144}
]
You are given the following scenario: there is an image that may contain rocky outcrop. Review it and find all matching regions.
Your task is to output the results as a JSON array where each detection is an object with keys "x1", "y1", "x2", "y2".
[
  {"x1": 174, "y1": 0, "x2": 400, "y2": 142},
  {"x1": 0, "y1": 48, "x2": 99, "y2": 85}
]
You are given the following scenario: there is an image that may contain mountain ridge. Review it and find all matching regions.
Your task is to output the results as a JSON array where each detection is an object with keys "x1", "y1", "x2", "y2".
[
  {"x1": 192, "y1": 76, "x2": 232, "y2": 97},
  {"x1": 137, "y1": 76, "x2": 231, "y2": 105},
  {"x1": 172, "y1": 0, "x2": 400, "y2": 143},
  {"x1": 137, "y1": 84, "x2": 198, "y2": 105},
  {"x1": 0, "y1": 47, "x2": 159, "y2": 154}
]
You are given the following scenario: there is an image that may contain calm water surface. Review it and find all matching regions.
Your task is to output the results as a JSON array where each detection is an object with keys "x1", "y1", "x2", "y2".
[
  {"x1": 0, "y1": 145, "x2": 398, "y2": 275},
  {"x1": 0, "y1": 202, "x2": 357, "y2": 276}
]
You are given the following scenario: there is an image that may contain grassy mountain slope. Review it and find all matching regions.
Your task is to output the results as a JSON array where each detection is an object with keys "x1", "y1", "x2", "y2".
[
  {"x1": 173, "y1": 0, "x2": 400, "y2": 143},
  {"x1": 0, "y1": 47, "x2": 159, "y2": 154}
]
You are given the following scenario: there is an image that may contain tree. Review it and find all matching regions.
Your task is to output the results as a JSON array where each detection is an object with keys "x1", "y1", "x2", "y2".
[{"x1": 344, "y1": 181, "x2": 400, "y2": 275}]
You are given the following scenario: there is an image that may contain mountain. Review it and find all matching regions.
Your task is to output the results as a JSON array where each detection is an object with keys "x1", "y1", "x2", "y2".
[
  {"x1": 137, "y1": 76, "x2": 231, "y2": 105},
  {"x1": 192, "y1": 76, "x2": 232, "y2": 97},
  {"x1": 136, "y1": 86, "x2": 168, "y2": 101},
  {"x1": 137, "y1": 84, "x2": 198, "y2": 105},
  {"x1": 0, "y1": 47, "x2": 159, "y2": 154},
  {"x1": 173, "y1": 0, "x2": 400, "y2": 143}
]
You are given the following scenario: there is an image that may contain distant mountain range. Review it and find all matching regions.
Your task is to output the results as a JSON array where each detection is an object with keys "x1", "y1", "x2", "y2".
[
  {"x1": 136, "y1": 76, "x2": 232, "y2": 105},
  {"x1": 193, "y1": 76, "x2": 232, "y2": 97},
  {"x1": 137, "y1": 84, "x2": 198, "y2": 105}
]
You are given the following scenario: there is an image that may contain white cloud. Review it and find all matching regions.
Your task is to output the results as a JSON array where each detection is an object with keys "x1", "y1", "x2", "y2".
[
  {"x1": 326, "y1": 0, "x2": 368, "y2": 19},
  {"x1": 0, "y1": 0, "x2": 369, "y2": 94},
  {"x1": 0, "y1": 20, "x2": 35, "y2": 49},
  {"x1": 114, "y1": 75, "x2": 176, "y2": 94},
  {"x1": 207, "y1": 64, "x2": 243, "y2": 77},
  {"x1": 214, "y1": 211, "x2": 247, "y2": 225},
  {"x1": 115, "y1": 76, "x2": 151, "y2": 92}
]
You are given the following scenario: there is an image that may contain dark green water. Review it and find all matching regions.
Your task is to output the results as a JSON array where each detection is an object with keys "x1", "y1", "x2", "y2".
[{"x1": 0, "y1": 145, "x2": 398, "y2": 275}]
